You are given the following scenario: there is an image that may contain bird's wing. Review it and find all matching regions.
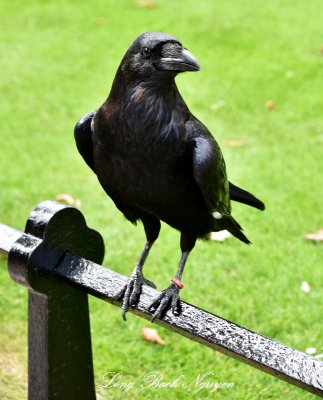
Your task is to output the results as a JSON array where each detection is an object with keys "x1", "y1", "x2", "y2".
[
  {"x1": 185, "y1": 119, "x2": 230, "y2": 216},
  {"x1": 229, "y1": 182, "x2": 265, "y2": 211},
  {"x1": 74, "y1": 110, "x2": 96, "y2": 173}
]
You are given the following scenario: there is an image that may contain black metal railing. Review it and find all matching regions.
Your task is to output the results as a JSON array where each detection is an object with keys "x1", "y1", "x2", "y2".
[{"x1": 0, "y1": 200, "x2": 322, "y2": 399}]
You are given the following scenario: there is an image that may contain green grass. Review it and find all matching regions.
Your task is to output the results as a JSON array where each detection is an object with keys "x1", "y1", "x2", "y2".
[{"x1": 0, "y1": 0, "x2": 322, "y2": 399}]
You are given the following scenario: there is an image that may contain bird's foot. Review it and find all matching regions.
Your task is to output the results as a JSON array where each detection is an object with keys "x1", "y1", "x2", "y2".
[
  {"x1": 149, "y1": 281, "x2": 182, "y2": 323},
  {"x1": 116, "y1": 269, "x2": 156, "y2": 321}
]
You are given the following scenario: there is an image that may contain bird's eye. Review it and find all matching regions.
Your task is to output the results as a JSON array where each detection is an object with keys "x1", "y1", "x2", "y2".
[{"x1": 141, "y1": 47, "x2": 151, "y2": 57}]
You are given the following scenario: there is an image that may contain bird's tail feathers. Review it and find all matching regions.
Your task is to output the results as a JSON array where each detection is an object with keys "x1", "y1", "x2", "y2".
[
  {"x1": 229, "y1": 182, "x2": 265, "y2": 211},
  {"x1": 217, "y1": 216, "x2": 251, "y2": 245}
]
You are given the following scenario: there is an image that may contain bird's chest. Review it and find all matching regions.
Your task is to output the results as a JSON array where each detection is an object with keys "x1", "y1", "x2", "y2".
[
  {"x1": 93, "y1": 105, "x2": 189, "y2": 201},
  {"x1": 97, "y1": 102, "x2": 185, "y2": 163}
]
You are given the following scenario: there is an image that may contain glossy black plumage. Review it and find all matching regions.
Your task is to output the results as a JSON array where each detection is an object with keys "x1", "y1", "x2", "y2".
[{"x1": 74, "y1": 32, "x2": 265, "y2": 320}]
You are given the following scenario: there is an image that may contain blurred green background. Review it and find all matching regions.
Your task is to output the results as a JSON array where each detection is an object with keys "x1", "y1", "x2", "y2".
[{"x1": 0, "y1": 0, "x2": 322, "y2": 399}]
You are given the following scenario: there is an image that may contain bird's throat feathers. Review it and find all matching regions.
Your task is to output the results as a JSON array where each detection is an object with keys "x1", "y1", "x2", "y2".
[{"x1": 107, "y1": 76, "x2": 189, "y2": 142}]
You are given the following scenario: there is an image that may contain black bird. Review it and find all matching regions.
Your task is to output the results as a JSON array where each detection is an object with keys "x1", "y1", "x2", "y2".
[{"x1": 75, "y1": 32, "x2": 265, "y2": 322}]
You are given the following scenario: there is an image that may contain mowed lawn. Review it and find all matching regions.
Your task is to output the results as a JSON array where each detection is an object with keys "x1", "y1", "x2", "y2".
[{"x1": 0, "y1": 1, "x2": 322, "y2": 399}]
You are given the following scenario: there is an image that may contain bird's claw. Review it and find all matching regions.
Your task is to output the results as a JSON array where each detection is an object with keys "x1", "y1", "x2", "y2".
[
  {"x1": 149, "y1": 282, "x2": 182, "y2": 323},
  {"x1": 116, "y1": 270, "x2": 156, "y2": 321}
]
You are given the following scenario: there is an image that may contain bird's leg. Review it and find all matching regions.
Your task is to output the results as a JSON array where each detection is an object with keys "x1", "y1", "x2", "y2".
[
  {"x1": 116, "y1": 215, "x2": 160, "y2": 321},
  {"x1": 116, "y1": 241, "x2": 156, "y2": 320},
  {"x1": 149, "y1": 251, "x2": 189, "y2": 322},
  {"x1": 149, "y1": 233, "x2": 196, "y2": 322}
]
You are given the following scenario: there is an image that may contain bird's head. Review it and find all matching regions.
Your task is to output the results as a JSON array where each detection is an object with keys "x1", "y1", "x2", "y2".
[{"x1": 119, "y1": 32, "x2": 200, "y2": 82}]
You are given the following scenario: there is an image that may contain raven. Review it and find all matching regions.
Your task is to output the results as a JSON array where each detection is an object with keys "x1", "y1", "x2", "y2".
[{"x1": 75, "y1": 32, "x2": 265, "y2": 322}]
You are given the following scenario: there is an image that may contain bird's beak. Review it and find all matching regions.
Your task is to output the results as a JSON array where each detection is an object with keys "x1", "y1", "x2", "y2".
[{"x1": 156, "y1": 43, "x2": 200, "y2": 72}]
